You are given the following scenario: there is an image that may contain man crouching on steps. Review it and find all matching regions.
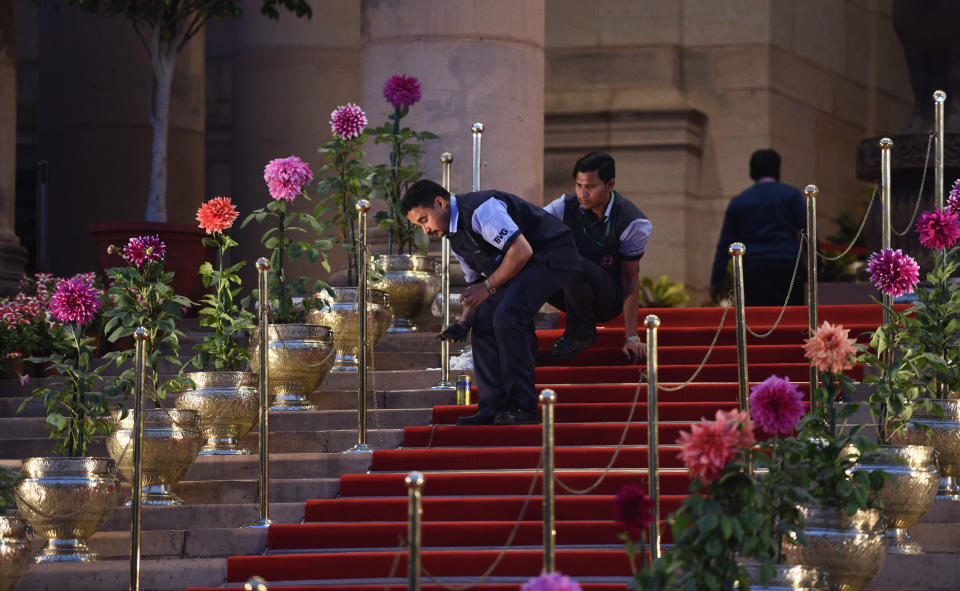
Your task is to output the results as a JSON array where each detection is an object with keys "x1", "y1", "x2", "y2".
[{"x1": 402, "y1": 180, "x2": 580, "y2": 426}]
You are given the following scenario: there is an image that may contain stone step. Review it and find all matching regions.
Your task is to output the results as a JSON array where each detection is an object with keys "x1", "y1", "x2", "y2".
[
  {"x1": 99, "y1": 501, "x2": 306, "y2": 531},
  {"x1": 25, "y1": 527, "x2": 267, "y2": 560},
  {"x1": 172, "y1": 477, "x2": 340, "y2": 505},
  {"x1": 13, "y1": 557, "x2": 226, "y2": 591},
  {"x1": 866, "y1": 551, "x2": 960, "y2": 590}
]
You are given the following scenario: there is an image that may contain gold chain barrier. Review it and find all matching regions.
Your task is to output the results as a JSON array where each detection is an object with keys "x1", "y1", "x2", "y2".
[
  {"x1": 643, "y1": 316, "x2": 661, "y2": 560},
  {"x1": 247, "y1": 258, "x2": 272, "y2": 528},
  {"x1": 406, "y1": 471, "x2": 424, "y2": 591},
  {"x1": 432, "y1": 153, "x2": 455, "y2": 390},
  {"x1": 541, "y1": 389, "x2": 556, "y2": 573},
  {"x1": 129, "y1": 327, "x2": 148, "y2": 591},
  {"x1": 891, "y1": 131, "x2": 934, "y2": 237},
  {"x1": 805, "y1": 185, "x2": 820, "y2": 402},
  {"x1": 346, "y1": 200, "x2": 374, "y2": 453},
  {"x1": 730, "y1": 242, "x2": 749, "y2": 411}
]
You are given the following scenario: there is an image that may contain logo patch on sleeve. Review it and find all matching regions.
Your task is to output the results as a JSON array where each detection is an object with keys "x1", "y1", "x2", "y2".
[{"x1": 493, "y1": 229, "x2": 509, "y2": 244}]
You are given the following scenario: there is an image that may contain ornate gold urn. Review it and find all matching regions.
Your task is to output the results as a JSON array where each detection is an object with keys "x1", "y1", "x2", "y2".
[
  {"x1": 741, "y1": 561, "x2": 828, "y2": 590},
  {"x1": 107, "y1": 408, "x2": 203, "y2": 505},
  {"x1": 370, "y1": 254, "x2": 439, "y2": 333},
  {"x1": 891, "y1": 399, "x2": 960, "y2": 499},
  {"x1": 0, "y1": 515, "x2": 31, "y2": 589},
  {"x1": 306, "y1": 288, "x2": 392, "y2": 371},
  {"x1": 781, "y1": 506, "x2": 885, "y2": 591},
  {"x1": 249, "y1": 323, "x2": 335, "y2": 411},
  {"x1": 851, "y1": 444, "x2": 938, "y2": 553},
  {"x1": 176, "y1": 371, "x2": 259, "y2": 454},
  {"x1": 14, "y1": 457, "x2": 122, "y2": 563}
]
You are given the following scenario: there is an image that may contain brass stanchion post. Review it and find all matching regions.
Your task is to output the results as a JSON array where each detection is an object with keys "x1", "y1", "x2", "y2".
[
  {"x1": 347, "y1": 200, "x2": 374, "y2": 453},
  {"x1": 129, "y1": 327, "x2": 148, "y2": 591},
  {"x1": 730, "y1": 243, "x2": 749, "y2": 411},
  {"x1": 472, "y1": 123, "x2": 484, "y2": 191},
  {"x1": 406, "y1": 471, "x2": 425, "y2": 591},
  {"x1": 643, "y1": 316, "x2": 661, "y2": 560},
  {"x1": 244, "y1": 577, "x2": 268, "y2": 591},
  {"x1": 935, "y1": 91, "x2": 946, "y2": 209},
  {"x1": 432, "y1": 153, "x2": 455, "y2": 389},
  {"x1": 540, "y1": 389, "x2": 556, "y2": 573},
  {"x1": 247, "y1": 258, "x2": 272, "y2": 527},
  {"x1": 804, "y1": 185, "x2": 819, "y2": 404},
  {"x1": 880, "y1": 138, "x2": 893, "y2": 326}
]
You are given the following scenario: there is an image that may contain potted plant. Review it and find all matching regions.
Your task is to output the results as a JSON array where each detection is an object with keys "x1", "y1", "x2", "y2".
[
  {"x1": 0, "y1": 465, "x2": 30, "y2": 590},
  {"x1": 176, "y1": 196, "x2": 260, "y2": 455},
  {"x1": 14, "y1": 276, "x2": 124, "y2": 562},
  {"x1": 100, "y1": 235, "x2": 202, "y2": 505},
  {"x1": 242, "y1": 156, "x2": 336, "y2": 411},
  {"x1": 313, "y1": 104, "x2": 392, "y2": 370},
  {"x1": 0, "y1": 273, "x2": 64, "y2": 381},
  {"x1": 368, "y1": 74, "x2": 440, "y2": 332}
]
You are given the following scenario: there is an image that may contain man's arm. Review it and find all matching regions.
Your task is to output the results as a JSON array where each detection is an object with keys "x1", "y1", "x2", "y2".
[
  {"x1": 620, "y1": 258, "x2": 643, "y2": 362},
  {"x1": 459, "y1": 235, "x2": 534, "y2": 308}
]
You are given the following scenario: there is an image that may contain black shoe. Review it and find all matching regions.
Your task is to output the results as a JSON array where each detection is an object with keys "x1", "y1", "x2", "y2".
[
  {"x1": 494, "y1": 408, "x2": 540, "y2": 425},
  {"x1": 548, "y1": 331, "x2": 598, "y2": 361},
  {"x1": 456, "y1": 407, "x2": 497, "y2": 425}
]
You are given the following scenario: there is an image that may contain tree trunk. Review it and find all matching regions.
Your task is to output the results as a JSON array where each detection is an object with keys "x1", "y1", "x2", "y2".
[{"x1": 145, "y1": 37, "x2": 177, "y2": 222}]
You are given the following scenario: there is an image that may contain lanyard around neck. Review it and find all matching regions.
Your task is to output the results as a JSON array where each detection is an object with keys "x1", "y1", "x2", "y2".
[{"x1": 581, "y1": 193, "x2": 614, "y2": 247}]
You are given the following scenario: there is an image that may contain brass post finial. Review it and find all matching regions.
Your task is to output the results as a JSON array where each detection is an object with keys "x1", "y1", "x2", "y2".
[
  {"x1": 441, "y1": 152, "x2": 453, "y2": 164},
  {"x1": 244, "y1": 577, "x2": 268, "y2": 591},
  {"x1": 804, "y1": 185, "x2": 819, "y2": 198},
  {"x1": 728, "y1": 242, "x2": 746, "y2": 257},
  {"x1": 471, "y1": 122, "x2": 484, "y2": 134},
  {"x1": 539, "y1": 389, "x2": 557, "y2": 404},
  {"x1": 405, "y1": 471, "x2": 425, "y2": 490},
  {"x1": 356, "y1": 199, "x2": 371, "y2": 213},
  {"x1": 935, "y1": 90, "x2": 947, "y2": 102},
  {"x1": 256, "y1": 258, "x2": 270, "y2": 271},
  {"x1": 879, "y1": 137, "x2": 894, "y2": 150},
  {"x1": 133, "y1": 327, "x2": 149, "y2": 341},
  {"x1": 643, "y1": 315, "x2": 660, "y2": 329}
]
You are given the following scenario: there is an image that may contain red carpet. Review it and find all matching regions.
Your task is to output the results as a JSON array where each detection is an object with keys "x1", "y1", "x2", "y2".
[{"x1": 185, "y1": 304, "x2": 882, "y2": 589}]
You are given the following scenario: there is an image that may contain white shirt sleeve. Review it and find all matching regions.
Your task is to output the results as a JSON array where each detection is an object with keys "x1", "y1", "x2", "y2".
[
  {"x1": 543, "y1": 196, "x2": 566, "y2": 220},
  {"x1": 619, "y1": 217, "x2": 652, "y2": 258},
  {"x1": 471, "y1": 198, "x2": 521, "y2": 251},
  {"x1": 450, "y1": 248, "x2": 481, "y2": 284}
]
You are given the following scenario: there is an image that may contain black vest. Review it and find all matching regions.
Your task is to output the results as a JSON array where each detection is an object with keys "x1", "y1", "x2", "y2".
[
  {"x1": 450, "y1": 190, "x2": 579, "y2": 280},
  {"x1": 560, "y1": 192, "x2": 647, "y2": 281}
]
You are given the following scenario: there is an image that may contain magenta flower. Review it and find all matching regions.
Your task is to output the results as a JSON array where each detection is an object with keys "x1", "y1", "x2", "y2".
[
  {"x1": 916, "y1": 207, "x2": 960, "y2": 250},
  {"x1": 749, "y1": 375, "x2": 806, "y2": 436},
  {"x1": 122, "y1": 235, "x2": 166, "y2": 266},
  {"x1": 264, "y1": 156, "x2": 314, "y2": 202},
  {"x1": 330, "y1": 103, "x2": 368, "y2": 140},
  {"x1": 614, "y1": 484, "x2": 655, "y2": 540},
  {"x1": 383, "y1": 74, "x2": 422, "y2": 109},
  {"x1": 521, "y1": 572, "x2": 582, "y2": 591},
  {"x1": 866, "y1": 248, "x2": 920, "y2": 297},
  {"x1": 49, "y1": 276, "x2": 102, "y2": 326},
  {"x1": 948, "y1": 179, "x2": 960, "y2": 216}
]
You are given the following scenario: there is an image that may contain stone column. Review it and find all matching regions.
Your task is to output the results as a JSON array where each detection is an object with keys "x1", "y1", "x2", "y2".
[
  {"x1": 0, "y1": 0, "x2": 26, "y2": 294},
  {"x1": 360, "y1": 0, "x2": 545, "y2": 203}
]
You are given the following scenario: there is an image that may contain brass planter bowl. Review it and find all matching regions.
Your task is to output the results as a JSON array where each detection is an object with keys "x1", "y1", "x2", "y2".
[
  {"x1": 741, "y1": 561, "x2": 828, "y2": 590},
  {"x1": 14, "y1": 457, "x2": 122, "y2": 563},
  {"x1": 249, "y1": 323, "x2": 335, "y2": 411},
  {"x1": 307, "y1": 288, "x2": 392, "y2": 371},
  {"x1": 851, "y1": 444, "x2": 938, "y2": 554},
  {"x1": 370, "y1": 254, "x2": 439, "y2": 333},
  {"x1": 891, "y1": 399, "x2": 960, "y2": 499},
  {"x1": 106, "y1": 409, "x2": 203, "y2": 506},
  {"x1": 176, "y1": 371, "x2": 259, "y2": 455},
  {"x1": 781, "y1": 506, "x2": 885, "y2": 591},
  {"x1": 0, "y1": 516, "x2": 31, "y2": 589}
]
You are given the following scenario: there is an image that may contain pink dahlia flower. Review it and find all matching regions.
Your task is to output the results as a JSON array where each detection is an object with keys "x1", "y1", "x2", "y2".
[
  {"x1": 123, "y1": 235, "x2": 166, "y2": 266},
  {"x1": 749, "y1": 375, "x2": 806, "y2": 436},
  {"x1": 521, "y1": 572, "x2": 582, "y2": 591},
  {"x1": 677, "y1": 409, "x2": 754, "y2": 484},
  {"x1": 382, "y1": 74, "x2": 422, "y2": 109},
  {"x1": 49, "y1": 276, "x2": 102, "y2": 326},
  {"x1": 916, "y1": 207, "x2": 960, "y2": 250},
  {"x1": 264, "y1": 155, "x2": 314, "y2": 202},
  {"x1": 948, "y1": 179, "x2": 960, "y2": 216},
  {"x1": 330, "y1": 103, "x2": 368, "y2": 140},
  {"x1": 866, "y1": 248, "x2": 920, "y2": 297},
  {"x1": 614, "y1": 483, "x2": 655, "y2": 540},
  {"x1": 803, "y1": 321, "x2": 858, "y2": 374},
  {"x1": 196, "y1": 196, "x2": 239, "y2": 235}
]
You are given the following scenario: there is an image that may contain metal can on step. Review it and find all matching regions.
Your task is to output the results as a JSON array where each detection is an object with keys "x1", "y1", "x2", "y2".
[{"x1": 456, "y1": 374, "x2": 471, "y2": 406}]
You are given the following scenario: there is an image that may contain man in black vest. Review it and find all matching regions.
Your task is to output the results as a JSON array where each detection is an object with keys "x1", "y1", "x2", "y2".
[
  {"x1": 402, "y1": 180, "x2": 580, "y2": 425},
  {"x1": 544, "y1": 153, "x2": 652, "y2": 362}
]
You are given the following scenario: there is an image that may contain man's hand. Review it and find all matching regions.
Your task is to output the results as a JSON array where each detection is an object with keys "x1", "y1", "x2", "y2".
[
  {"x1": 459, "y1": 283, "x2": 491, "y2": 308},
  {"x1": 622, "y1": 338, "x2": 645, "y2": 363},
  {"x1": 438, "y1": 322, "x2": 470, "y2": 342}
]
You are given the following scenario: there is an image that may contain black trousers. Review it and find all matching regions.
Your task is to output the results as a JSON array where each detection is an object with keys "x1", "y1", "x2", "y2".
[
  {"x1": 472, "y1": 258, "x2": 575, "y2": 412},
  {"x1": 547, "y1": 255, "x2": 622, "y2": 339},
  {"x1": 743, "y1": 259, "x2": 806, "y2": 306}
]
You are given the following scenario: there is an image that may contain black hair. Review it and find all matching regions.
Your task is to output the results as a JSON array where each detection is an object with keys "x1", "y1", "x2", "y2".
[
  {"x1": 572, "y1": 152, "x2": 616, "y2": 183},
  {"x1": 749, "y1": 149, "x2": 781, "y2": 181},
  {"x1": 400, "y1": 179, "x2": 450, "y2": 216}
]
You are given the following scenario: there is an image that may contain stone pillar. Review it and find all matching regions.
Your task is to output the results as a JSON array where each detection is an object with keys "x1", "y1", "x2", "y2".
[
  {"x1": 360, "y1": 0, "x2": 545, "y2": 203},
  {"x1": 227, "y1": 1, "x2": 362, "y2": 283},
  {"x1": 0, "y1": 0, "x2": 26, "y2": 294},
  {"x1": 37, "y1": 7, "x2": 204, "y2": 276}
]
